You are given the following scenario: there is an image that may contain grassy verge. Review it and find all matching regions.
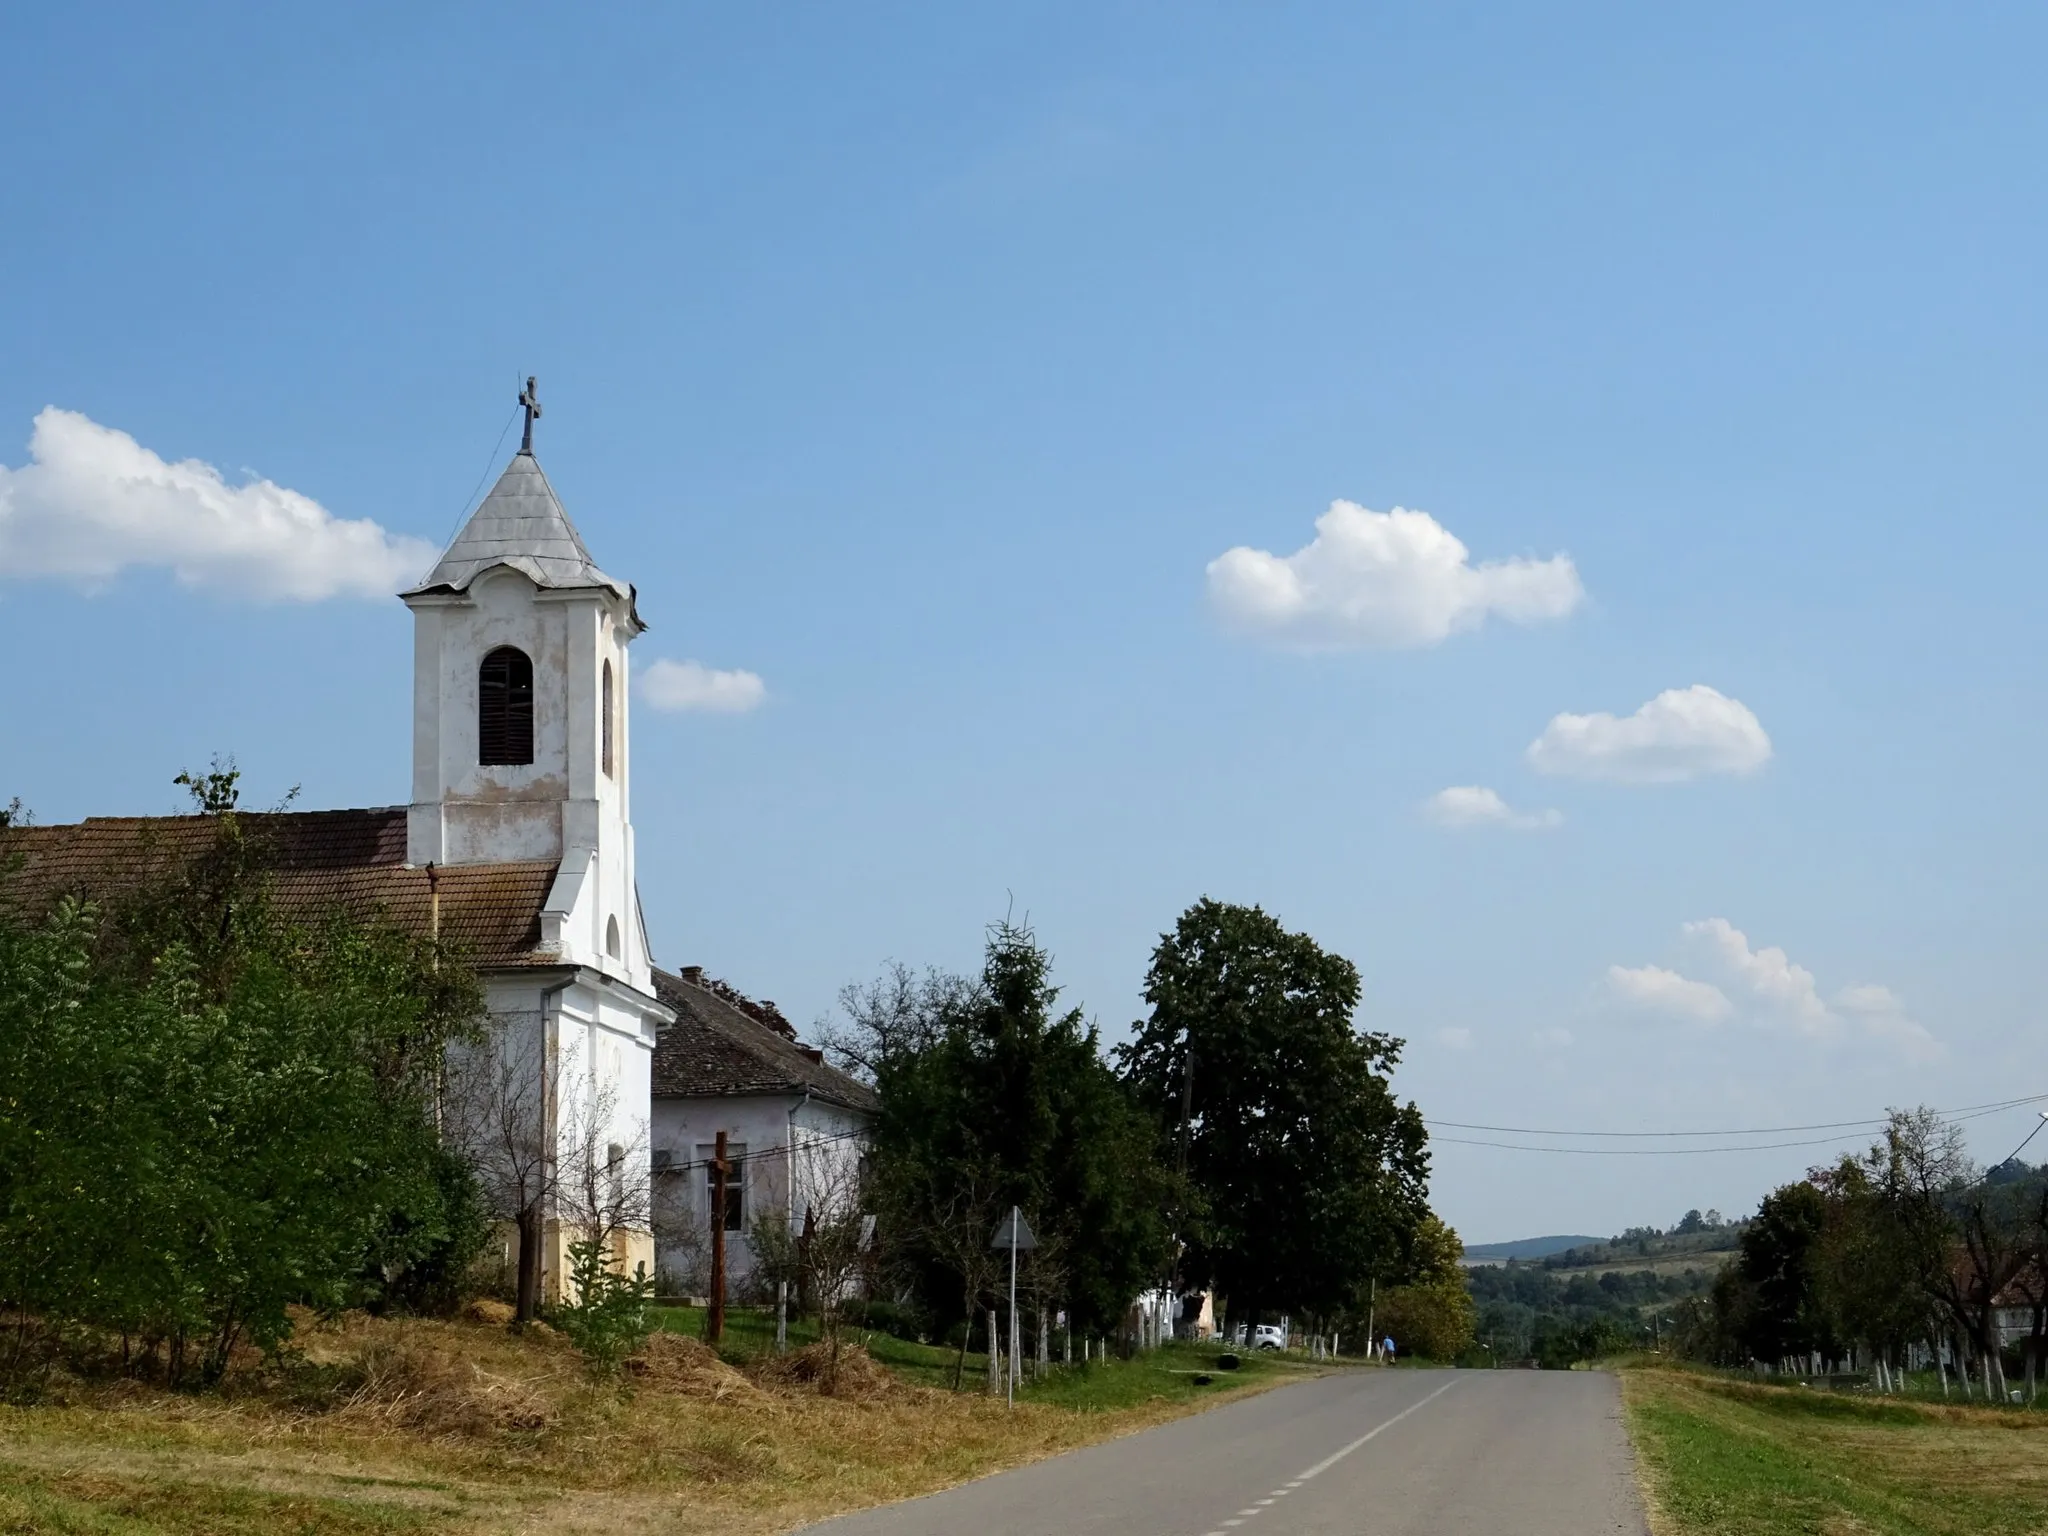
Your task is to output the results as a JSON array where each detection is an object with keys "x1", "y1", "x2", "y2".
[
  {"x1": 1621, "y1": 1359, "x2": 2048, "y2": 1536},
  {"x1": 651, "y1": 1305, "x2": 1300, "y2": 1405},
  {"x1": 0, "y1": 1312, "x2": 1313, "y2": 1536}
]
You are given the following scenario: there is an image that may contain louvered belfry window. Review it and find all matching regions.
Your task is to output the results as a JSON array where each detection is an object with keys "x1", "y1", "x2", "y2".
[
  {"x1": 601, "y1": 660, "x2": 615, "y2": 777},
  {"x1": 478, "y1": 646, "x2": 535, "y2": 765}
]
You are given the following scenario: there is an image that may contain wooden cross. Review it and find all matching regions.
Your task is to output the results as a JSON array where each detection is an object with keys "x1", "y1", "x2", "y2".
[{"x1": 518, "y1": 376, "x2": 542, "y2": 453}]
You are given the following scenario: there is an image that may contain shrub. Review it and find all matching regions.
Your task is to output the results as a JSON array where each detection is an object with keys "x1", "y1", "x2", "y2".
[{"x1": 552, "y1": 1240, "x2": 656, "y2": 1377}]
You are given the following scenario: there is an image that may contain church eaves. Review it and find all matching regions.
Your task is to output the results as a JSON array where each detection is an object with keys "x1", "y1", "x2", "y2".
[{"x1": 403, "y1": 451, "x2": 643, "y2": 629}]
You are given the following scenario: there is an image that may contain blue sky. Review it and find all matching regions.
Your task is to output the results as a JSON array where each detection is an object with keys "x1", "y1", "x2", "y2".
[{"x1": 5, "y1": 4, "x2": 2047, "y2": 1242}]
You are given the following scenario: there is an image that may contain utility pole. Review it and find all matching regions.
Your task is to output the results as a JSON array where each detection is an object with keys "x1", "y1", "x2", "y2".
[{"x1": 708, "y1": 1131, "x2": 728, "y2": 1345}]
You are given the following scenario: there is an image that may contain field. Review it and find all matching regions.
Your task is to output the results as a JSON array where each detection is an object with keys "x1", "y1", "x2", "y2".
[
  {"x1": 0, "y1": 1308, "x2": 1310, "y2": 1536},
  {"x1": 1623, "y1": 1360, "x2": 2048, "y2": 1536}
]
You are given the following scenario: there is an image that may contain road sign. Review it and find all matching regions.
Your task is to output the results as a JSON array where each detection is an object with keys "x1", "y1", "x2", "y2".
[{"x1": 990, "y1": 1209, "x2": 1038, "y2": 1251}]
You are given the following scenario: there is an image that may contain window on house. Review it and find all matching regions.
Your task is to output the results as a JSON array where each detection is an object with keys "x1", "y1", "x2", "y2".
[
  {"x1": 478, "y1": 646, "x2": 535, "y2": 765},
  {"x1": 696, "y1": 1143, "x2": 746, "y2": 1230},
  {"x1": 606, "y1": 914, "x2": 621, "y2": 960},
  {"x1": 601, "y1": 659, "x2": 615, "y2": 777}
]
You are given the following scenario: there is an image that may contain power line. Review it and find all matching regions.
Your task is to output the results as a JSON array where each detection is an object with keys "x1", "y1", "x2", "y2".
[
  {"x1": 1434, "y1": 1131, "x2": 1889, "y2": 1157},
  {"x1": 1424, "y1": 1093, "x2": 2048, "y2": 1141}
]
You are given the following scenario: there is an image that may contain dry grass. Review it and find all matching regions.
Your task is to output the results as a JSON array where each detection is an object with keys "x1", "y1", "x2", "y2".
[{"x1": 0, "y1": 1313, "x2": 1298, "y2": 1535}]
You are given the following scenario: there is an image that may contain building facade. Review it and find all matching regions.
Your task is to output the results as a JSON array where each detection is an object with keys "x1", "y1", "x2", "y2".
[{"x1": 647, "y1": 967, "x2": 877, "y2": 1297}]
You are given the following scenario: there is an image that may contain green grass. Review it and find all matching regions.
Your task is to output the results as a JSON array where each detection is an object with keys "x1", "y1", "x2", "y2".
[
  {"x1": 650, "y1": 1307, "x2": 1314, "y2": 1405},
  {"x1": 0, "y1": 1465, "x2": 439, "y2": 1535},
  {"x1": 1623, "y1": 1361, "x2": 2048, "y2": 1536},
  {"x1": 1015, "y1": 1340, "x2": 1303, "y2": 1411}
]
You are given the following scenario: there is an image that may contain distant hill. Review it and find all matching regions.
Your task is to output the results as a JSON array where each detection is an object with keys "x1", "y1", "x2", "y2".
[{"x1": 1462, "y1": 1234, "x2": 1604, "y2": 1265}]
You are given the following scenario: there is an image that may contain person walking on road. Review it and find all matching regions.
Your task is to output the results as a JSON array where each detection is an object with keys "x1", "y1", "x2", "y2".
[{"x1": 1382, "y1": 1335, "x2": 1396, "y2": 1365}]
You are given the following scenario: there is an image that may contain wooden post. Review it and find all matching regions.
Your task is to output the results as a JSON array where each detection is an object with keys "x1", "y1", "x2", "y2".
[
  {"x1": 987, "y1": 1308, "x2": 1001, "y2": 1394},
  {"x1": 708, "y1": 1131, "x2": 728, "y2": 1345}
]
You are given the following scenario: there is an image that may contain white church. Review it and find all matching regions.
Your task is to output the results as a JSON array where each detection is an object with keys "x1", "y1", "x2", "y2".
[{"x1": 3, "y1": 385, "x2": 873, "y2": 1304}]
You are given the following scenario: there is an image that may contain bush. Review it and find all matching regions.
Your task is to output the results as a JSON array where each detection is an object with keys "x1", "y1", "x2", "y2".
[
  {"x1": 0, "y1": 781, "x2": 486, "y2": 1392},
  {"x1": 551, "y1": 1240, "x2": 656, "y2": 1377}
]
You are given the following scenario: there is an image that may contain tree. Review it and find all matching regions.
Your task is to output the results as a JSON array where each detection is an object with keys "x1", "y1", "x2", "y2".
[
  {"x1": 0, "y1": 770, "x2": 485, "y2": 1389},
  {"x1": 446, "y1": 1017, "x2": 652, "y2": 1323},
  {"x1": 862, "y1": 920, "x2": 1178, "y2": 1364},
  {"x1": 1118, "y1": 898, "x2": 1429, "y2": 1325},
  {"x1": 749, "y1": 1136, "x2": 872, "y2": 1386},
  {"x1": 1373, "y1": 1214, "x2": 1476, "y2": 1360},
  {"x1": 1728, "y1": 1180, "x2": 1836, "y2": 1365},
  {"x1": 816, "y1": 962, "x2": 970, "y2": 1083}
]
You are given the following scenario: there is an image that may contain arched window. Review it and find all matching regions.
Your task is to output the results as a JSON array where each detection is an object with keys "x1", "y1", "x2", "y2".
[
  {"x1": 478, "y1": 647, "x2": 534, "y2": 765},
  {"x1": 601, "y1": 660, "x2": 615, "y2": 778},
  {"x1": 605, "y1": 914, "x2": 622, "y2": 960}
]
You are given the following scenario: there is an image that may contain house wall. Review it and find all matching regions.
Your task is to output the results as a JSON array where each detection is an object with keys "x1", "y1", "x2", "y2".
[{"x1": 649, "y1": 1094, "x2": 870, "y2": 1296}]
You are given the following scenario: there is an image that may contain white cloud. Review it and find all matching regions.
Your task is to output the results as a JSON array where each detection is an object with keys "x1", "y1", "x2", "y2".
[
  {"x1": 1437, "y1": 1027, "x2": 1474, "y2": 1051},
  {"x1": 1683, "y1": 918, "x2": 1831, "y2": 1034},
  {"x1": 1423, "y1": 785, "x2": 1562, "y2": 832},
  {"x1": 0, "y1": 407, "x2": 435, "y2": 600},
  {"x1": 1606, "y1": 964, "x2": 1733, "y2": 1023},
  {"x1": 1832, "y1": 982, "x2": 1942, "y2": 1064},
  {"x1": 1608, "y1": 919, "x2": 1939, "y2": 1061},
  {"x1": 1527, "y1": 685, "x2": 1771, "y2": 784},
  {"x1": 1206, "y1": 501, "x2": 1582, "y2": 650},
  {"x1": 1532, "y1": 1026, "x2": 1574, "y2": 1050},
  {"x1": 641, "y1": 658, "x2": 767, "y2": 714}
]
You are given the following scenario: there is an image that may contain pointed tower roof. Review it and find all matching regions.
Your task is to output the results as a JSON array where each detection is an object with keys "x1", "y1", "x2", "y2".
[{"x1": 404, "y1": 451, "x2": 641, "y2": 626}]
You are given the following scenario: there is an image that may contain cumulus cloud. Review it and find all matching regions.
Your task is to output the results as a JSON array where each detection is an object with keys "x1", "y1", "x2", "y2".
[
  {"x1": 1607, "y1": 919, "x2": 1939, "y2": 1061},
  {"x1": 1683, "y1": 918, "x2": 1831, "y2": 1034},
  {"x1": 1527, "y1": 685, "x2": 1771, "y2": 783},
  {"x1": 1423, "y1": 785, "x2": 1562, "y2": 832},
  {"x1": 0, "y1": 407, "x2": 436, "y2": 600},
  {"x1": 640, "y1": 658, "x2": 767, "y2": 714},
  {"x1": 1831, "y1": 982, "x2": 1941, "y2": 1063},
  {"x1": 1206, "y1": 501, "x2": 1582, "y2": 650},
  {"x1": 1606, "y1": 964, "x2": 1733, "y2": 1023}
]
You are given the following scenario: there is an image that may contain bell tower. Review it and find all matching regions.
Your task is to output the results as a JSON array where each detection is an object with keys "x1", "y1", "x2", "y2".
[{"x1": 399, "y1": 380, "x2": 650, "y2": 986}]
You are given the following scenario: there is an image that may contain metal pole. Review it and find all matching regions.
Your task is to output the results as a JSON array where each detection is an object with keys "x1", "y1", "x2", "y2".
[{"x1": 1008, "y1": 1205, "x2": 1019, "y2": 1408}]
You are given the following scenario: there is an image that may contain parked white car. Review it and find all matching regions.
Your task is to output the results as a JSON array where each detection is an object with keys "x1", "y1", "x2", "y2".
[{"x1": 1253, "y1": 1324, "x2": 1287, "y2": 1351}]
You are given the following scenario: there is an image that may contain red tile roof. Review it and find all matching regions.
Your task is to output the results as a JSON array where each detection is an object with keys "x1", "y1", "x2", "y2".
[{"x1": 0, "y1": 808, "x2": 558, "y2": 968}]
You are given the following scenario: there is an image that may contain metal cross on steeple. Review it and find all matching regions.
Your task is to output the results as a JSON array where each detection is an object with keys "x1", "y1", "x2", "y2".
[{"x1": 518, "y1": 376, "x2": 542, "y2": 454}]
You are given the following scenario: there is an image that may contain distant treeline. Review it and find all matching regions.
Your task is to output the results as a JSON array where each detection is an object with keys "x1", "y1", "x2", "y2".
[
  {"x1": 1531, "y1": 1212, "x2": 1743, "y2": 1273},
  {"x1": 1466, "y1": 1262, "x2": 1712, "y2": 1366}
]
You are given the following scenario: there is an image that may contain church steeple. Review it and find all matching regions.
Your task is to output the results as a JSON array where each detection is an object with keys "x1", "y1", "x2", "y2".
[
  {"x1": 398, "y1": 405, "x2": 650, "y2": 991},
  {"x1": 403, "y1": 382, "x2": 643, "y2": 630}
]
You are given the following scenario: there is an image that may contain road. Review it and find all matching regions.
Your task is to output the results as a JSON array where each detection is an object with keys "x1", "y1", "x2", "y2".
[{"x1": 800, "y1": 1368, "x2": 1647, "y2": 1535}]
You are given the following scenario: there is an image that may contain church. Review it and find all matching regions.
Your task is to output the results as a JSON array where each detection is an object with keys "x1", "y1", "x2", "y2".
[{"x1": 2, "y1": 385, "x2": 872, "y2": 1305}]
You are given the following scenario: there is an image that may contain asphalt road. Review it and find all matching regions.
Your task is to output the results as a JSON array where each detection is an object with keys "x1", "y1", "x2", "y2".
[{"x1": 799, "y1": 1368, "x2": 1647, "y2": 1536}]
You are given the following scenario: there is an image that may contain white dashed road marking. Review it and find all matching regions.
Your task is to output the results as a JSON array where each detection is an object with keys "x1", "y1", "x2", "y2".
[{"x1": 1193, "y1": 1377, "x2": 1461, "y2": 1534}]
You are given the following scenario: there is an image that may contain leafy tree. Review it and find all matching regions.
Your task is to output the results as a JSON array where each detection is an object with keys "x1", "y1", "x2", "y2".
[
  {"x1": 0, "y1": 767, "x2": 484, "y2": 1391},
  {"x1": 1118, "y1": 898, "x2": 1428, "y2": 1324},
  {"x1": 1727, "y1": 1180, "x2": 1837, "y2": 1364},
  {"x1": 1373, "y1": 1215, "x2": 1475, "y2": 1360},
  {"x1": 863, "y1": 920, "x2": 1177, "y2": 1357}
]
